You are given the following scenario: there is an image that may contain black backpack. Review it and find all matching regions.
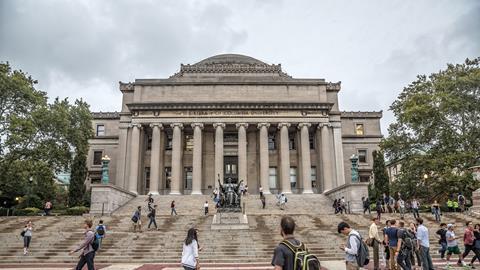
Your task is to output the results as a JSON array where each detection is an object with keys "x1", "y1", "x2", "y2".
[
  {"x1": 91, "y1": 236, "x2": 100, "y2": 252},
  {"x1": 96, "y1": 225, "x2": 105, "y2": 236},
  {"x1": 349, "y1": 234, "x2": 370, "y2": 267},
  {"x1": 401, "y1": 229, "x2": 415, "y2": 251},
  {"x1": 281, "y1": 240, "x2": 321, "y2": 270}
]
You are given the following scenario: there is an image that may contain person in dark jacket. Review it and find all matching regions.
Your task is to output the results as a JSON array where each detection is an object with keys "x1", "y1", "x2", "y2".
[{"x1": 69, "y1": 219, "x2": 96, "y2": 270}]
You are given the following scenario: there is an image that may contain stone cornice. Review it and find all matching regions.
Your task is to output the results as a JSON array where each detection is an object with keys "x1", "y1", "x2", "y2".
[
  {"x1": 119, "y1": 81, "x2": 134, "y2": 92},
  {"x1": 92, "y1": 112, "x2": 120, "y2": 119},
  {"x1": 126, "y1": 102, "x2": 334, "y2": 111},
  {"x1": 341, "y1": 111, "x2": 383, "y2": 118},
  {"x1": 134, "y1": 78, "x2": 328, "y2": 86},
  {"x1": 326, "y1": 82, "x2": 341, "y2": 91}
]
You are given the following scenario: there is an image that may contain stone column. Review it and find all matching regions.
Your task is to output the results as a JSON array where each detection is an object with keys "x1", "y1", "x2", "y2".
[
  {"x1": 257, "y1": 123, "x2": 271, "y2": 194},
  {"x1": 278, "y1": 123, "x2": 292, "y2": 194},
  {"x1": 332, "y1": 122, "x2": 346, "y2": 187},
  {"x1": 170, "y1": 123, "x2": 183, "y2": 195},
  {"x1": 319, "y1": 123, "x2": 334, "y2": 192},
  {"x1": 299, "y1": 123, "x2": 313, "y2": 194},
  {"x1": 128, "y1": 124, "x2": 142, "y2": 194},
  {"x1": 236, "y1": 123, "x2": 248, "y2": 185},
  {"x1": 191, "y1": 123, "x2": 204, "y2": 195},
  {"x1": 213, "y1": 123, "x2": 225, "y2": 187},
  {"x1": 149, "y1": 123, "x2": 163, "y2": 195},
  {"x1": 115, "y1": 126, "x2": 128, "y2": 189}
]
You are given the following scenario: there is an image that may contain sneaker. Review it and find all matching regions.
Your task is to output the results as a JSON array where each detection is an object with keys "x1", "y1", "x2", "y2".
[{"x1": 469, "y1": 264, "x2": 476, "y2": 269}]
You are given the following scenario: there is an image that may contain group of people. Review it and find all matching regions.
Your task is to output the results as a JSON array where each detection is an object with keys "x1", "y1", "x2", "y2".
[
  {"x1": 333, "y1": 197, "x2": 347, "y2": 214},
  {"x1": 132, "y1": 195, "x2": 179, "y2": 232}
]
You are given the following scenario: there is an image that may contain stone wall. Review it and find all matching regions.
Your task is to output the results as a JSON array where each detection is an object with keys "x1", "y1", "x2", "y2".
[
  {"x1": 324, "y1": 182, "x2": 369, "y2": 213},
  {"x1": 90, "y1": 184, "x2": 137, "y2": 215}
]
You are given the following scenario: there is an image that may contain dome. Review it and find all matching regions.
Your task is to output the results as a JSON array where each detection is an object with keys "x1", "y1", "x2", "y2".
[{"x1": 195, "y1": 54, "x2": 268, "y2": 66}]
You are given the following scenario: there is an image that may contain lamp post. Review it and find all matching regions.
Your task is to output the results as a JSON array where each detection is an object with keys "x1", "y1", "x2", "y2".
[
  {"x1": 350, "y1": 154, "x2": 359, "y2": 183},
  {"x1": 101, "y1": 155, "x2": 111, "y2": 184}
]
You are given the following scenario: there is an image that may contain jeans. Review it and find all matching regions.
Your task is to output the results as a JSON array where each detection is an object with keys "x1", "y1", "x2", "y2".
[
  {"x1": 397, "y1": 249, "x2": 412, "y2": 270},
  {"x1": 75, "y1": 252, "x2": 95, "y2": 270},
  {"x1": 433, "y1": 208, "x2": 441, "y2": 222},
  {"x1": 373, "y1": 239, "x2": 379, "y2": 270},
  {"x1": 171, "y1": 207, "x2": 177, "y2": 215},
  {"x1": 389, "y1": 247, "x2": 398, "y2": 270},
  {"x1": 148, "y1": 216, "x2": 157, "y2": 229},
  {"x1": 400, "y1": 207, "x2": 405, "y2": 218},
  {"x1": 346, "y1": 261, "x2": 359, "y2": 270},
  {"x1": 23, "y1": 236, "x2": 31, "y2": 248},
  {"x1": 463, "y1": 244, "x2": 480, "y2": 264},
  {"x1": 419, "y1": 246, "x2": 433, "y2": 270},
  {"x1": 439, "y1": 242, "x2": 447, "y2": 259},
  {"x1": 412, "y1": 208, "x2": 420, "y2": 219},
  {"x1": 183, "y1": 267, "x2": 195, "y2": 270}
]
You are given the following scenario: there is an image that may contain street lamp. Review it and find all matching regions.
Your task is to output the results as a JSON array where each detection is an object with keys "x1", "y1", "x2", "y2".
[
  {"x1": 101, "y1": 155, "x2": 111, "y2": 184},
  {"x1": 423, "y1": 174, "x2": 428, "y2": 179}
]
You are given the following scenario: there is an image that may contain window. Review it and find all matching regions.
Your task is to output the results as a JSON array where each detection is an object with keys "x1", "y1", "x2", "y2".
[
  {"x1": 309, "y1": 133, "x2": 315, "y2": 149},
  {"x1": 311, "y1": 167, "x2": 317, "y2": 188},
  {"x1": 290, "y1": 167, "x2": 297, "y2": 188},
  {"x1": 289, "y1": 135, "x2": 296, "y2": 150},
  {"x1": 185, "y1": 135, "x2": 194, "y2": 151},
  {"x1": 165, "y1": 167, "x2": 172, "y2": 189},
  {"x1": 184, "y1": 167, "x2": 192, "y2": 189},
  {"x1": 93, "y1": 151, "x2": 103, "y2": 165},
  {"x1": 96, "y1": 125, "x2": 105, "y2": 136},
  {"x1": 224, "y1": 133, "x2": 237, "y2": 143},
  {"x1": 360, "y1": 175, "x2": 370, "y2": 182},
  {"x1": 144, "y1": 167, "x2": 150, "y2": 193},
  {"x1": 146, "y1": 134, "x2": 152, "y2": 151},
  {"x1": 269, "y1": 167, "x2": 277, "y2": 189},
  {"x1": 165, "y1": 133, "x2": 173, "y2": 150},
  {"x1": 358, "y1": 149, "x2": 367, "y2": 163},
  {"x1": 225, "y1": 164, "x2": 237, "y2": 174},
  {"x1": 355, "y1": 123, "x2": 364, "y2": 135},
  {"x1": 268, "y1": 133, "x2": 276, "y2": 150}
]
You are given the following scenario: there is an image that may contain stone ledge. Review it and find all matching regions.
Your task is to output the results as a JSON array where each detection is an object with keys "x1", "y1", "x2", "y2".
[
  {"x1": 90, "y1": 184, "x2": 137, "y2": 215},
  {"x1": 324, "y1": 182, "x2": 369, "y2": 213}
]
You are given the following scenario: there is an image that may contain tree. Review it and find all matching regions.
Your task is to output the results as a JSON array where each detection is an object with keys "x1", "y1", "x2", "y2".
[
  {"x1": 371, "y1": 150, "x2": 389, "y2": 199},
  {"x1": 382, "y1": 57, "x2": 480, "y2": 201}
]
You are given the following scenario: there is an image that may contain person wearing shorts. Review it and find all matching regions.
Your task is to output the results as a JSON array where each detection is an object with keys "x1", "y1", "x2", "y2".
[{"x1": 446, "y1": 224, "x2": 466, "y2": 267}]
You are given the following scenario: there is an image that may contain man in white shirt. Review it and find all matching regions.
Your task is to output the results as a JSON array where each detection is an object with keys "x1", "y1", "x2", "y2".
[
  {"x1": 416, "y1": 218, "x2": 433, "y2": 270},
  {"x1": 369, "y1": 217, "x2": 382, "y2": 270}
]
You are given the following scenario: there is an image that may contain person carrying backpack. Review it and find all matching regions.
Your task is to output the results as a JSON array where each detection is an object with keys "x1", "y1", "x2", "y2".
[
  {"x1": 95, "y1": 220, "x2": 106, "y2": 250},
  {"x1": 69, "y1": 219, "x2": 96, "y2": 270},
  {"x1": 271, "y1": 216, "x2": 320, "y2": 270},
  {"x1": 458, "y1": 193, "x2": 466, "y2": 212},
  {"x1": 396, "y1": 221, "x2": 413, "y2": 270},
  {"x1": 338, "y1": 222, "x2": 369, "y2": 270},
  {"x1": 132, "y1": 206, "x2": 142, "y2": 232}
]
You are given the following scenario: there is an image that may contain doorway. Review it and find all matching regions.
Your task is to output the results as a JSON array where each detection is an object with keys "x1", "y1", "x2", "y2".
[{"x1": 224, "y1": 156, "x2": 238, "y2": 183}]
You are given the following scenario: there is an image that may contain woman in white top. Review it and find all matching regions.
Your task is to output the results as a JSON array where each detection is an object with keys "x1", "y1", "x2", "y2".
[
  {"x1": 23, "y1": 220, "x2": 33, "y2": 255},
  {"x1": 181, "y1": 228, "x2": 200, "y2": 270}
]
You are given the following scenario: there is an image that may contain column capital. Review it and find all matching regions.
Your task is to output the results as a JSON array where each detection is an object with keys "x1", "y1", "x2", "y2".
[
  {"x1": 191, "y1": 123, "x2": 204, "y2": 129},
  {"x1": 170, "y1": 123, "x2": 184, "y2": 130},
  {"x1": 317, "y1": 122, "x2": 331, "y2": 129},
  {"x1": 149, "y1": 123, "x2": 164, "y2": 129},
  {"x1": 277, "y1": 122, "x2": 291, "y2": 129},
  {"x1": 235, "y1": 123, "x2": 249, "y2": 129},
  {"x1": 213, "y1": 123, "x2": 226, "y2": 129},
  {"x1": 257, "y1": 123, "x2": 270, "y2": 129},
  {"x1": 130, "y1": 123, "x2": 143, "y2": 129},
  {"x1": 297, "y1": 123, "x2": 312, "y2": 129}
]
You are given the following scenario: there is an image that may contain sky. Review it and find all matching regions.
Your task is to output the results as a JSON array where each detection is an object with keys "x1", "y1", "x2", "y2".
[{"x1": 1, "y1": 0, "x2": 479, "y2": 135}]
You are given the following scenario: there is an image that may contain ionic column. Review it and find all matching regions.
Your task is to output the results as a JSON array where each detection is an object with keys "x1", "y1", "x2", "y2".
[
  {"x1": 332, "y1": 122, "x2": 346, "y2": 186},
  {"x1": 213, "y1": 123, "x2": 225, "y2": 187},
  {"x1": 236, "y1": 123, "x2": 248, "y2": 185},
  {"x1": 278, "y1": 123, "x2": 291, "y2": 194},
  {"x1": 319, "y1": 123, "x2": 334, "y2": 192},
  {"x1": 298, "y1": 123, "x2": 313, "y2": 194},
  {"x1": 191, "y1": 123, "x2": 204, "y2": 195},
  {"x1": 170, "y1": 123, "x2": 183, "y2": 195},
  {"x1": 149, "y1": 123, "x2": 163, "y2": 195},
  {"x1": 128, "y1": 124, "x2": 142, "y2": 194},
  {"x1": 257, "y1": 123, "x2": 271, "y2": 194}
]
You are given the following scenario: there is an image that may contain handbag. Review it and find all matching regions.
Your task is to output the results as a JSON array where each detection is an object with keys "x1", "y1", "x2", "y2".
[
  {"x1": 20, "y1": 230, "x2": 25, "y2": 237},
  {"x1": 365, "y1": 238, "x2": 374, "y2": 247}
]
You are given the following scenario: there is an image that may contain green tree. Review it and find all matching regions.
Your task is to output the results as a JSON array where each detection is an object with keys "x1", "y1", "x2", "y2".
[
  {"x1": 371, "y1": 150, "x2": 389, "y2": 199},
  {"x1": 382, "y1": 57, "x2": 480, "y2": 201}
]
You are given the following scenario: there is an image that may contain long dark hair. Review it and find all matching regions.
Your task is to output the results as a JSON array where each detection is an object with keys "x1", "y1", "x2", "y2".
[{"x1": 185, "y1": 228, "x2": 198, "y2": 246}]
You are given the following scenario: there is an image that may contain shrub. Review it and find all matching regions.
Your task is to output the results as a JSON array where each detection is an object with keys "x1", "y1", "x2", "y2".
[
  {"x1": 13, "y1": 207, "x2": 41, "y2": 216},
  {"x1": 66, "y1": 206, "x2": 89, "y2": 215}
]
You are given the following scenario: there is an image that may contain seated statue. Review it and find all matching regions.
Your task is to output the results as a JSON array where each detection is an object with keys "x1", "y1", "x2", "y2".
[{"x1": 217, "y1": 177, "x2": 243, "y2": 211}]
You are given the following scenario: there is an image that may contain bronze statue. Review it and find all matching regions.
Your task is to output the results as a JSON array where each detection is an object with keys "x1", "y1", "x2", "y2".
[{"x1": 217, "y1": 174, "x2": 242, "y2": 212}]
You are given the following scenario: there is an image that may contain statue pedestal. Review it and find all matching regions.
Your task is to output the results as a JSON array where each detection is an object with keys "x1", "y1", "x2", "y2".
[
  {"x1": 470, "y1": 188, "x2": 480, "y2": 215},
  {"x1": 211, "y1": 212, "x2": 249, "y2": 230}
]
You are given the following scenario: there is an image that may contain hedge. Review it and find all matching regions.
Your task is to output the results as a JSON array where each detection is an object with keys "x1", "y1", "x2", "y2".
[{"x1": 66, "y1": 206, "x2": 89, "y2": 215}]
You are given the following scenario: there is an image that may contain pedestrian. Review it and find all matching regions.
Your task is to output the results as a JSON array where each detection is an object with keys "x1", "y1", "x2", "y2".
[
  {"x1": 95, "y1": 220, "x2": 106, "y2": 250},
  {"x1": 376, "y1": 199, "x2": 382, "y2": 220},
  {"x1": 146, "y1": 194, "x2": 154, "y2": 212},
  {"x1": 396, "y1": 221, "x2": 412, "y2": 270},
  {"x1": 382, "y1": 193, "x2": 388, "y2": 213},
  {"x1": 272, "y1": 216, "x2": 310, "y2": 270},
  {"x1": 462, "y1": 221, "x2": 480, "y2": 268},
  {"x1": 362, "y1": 197, "x2": 371, "y2": 214},
  {"x1": 132, "y1": 206, "x2": 142, "y2": 233},
  {"x1": 411, "y1": 199, "x2": 420, "y2": 219},
  {"x1": 415, "y1": 217, "x2": 433, "y2": 270},
  {"x1": 470, "y1": 224, "x2": 480, "y2": 266},
  {"x1": 431, "y1": 200, "x2": 441, "y2": 222},
  {"x1": 333, "y1": 199, "x2": 339, "y2": 214},
  {"x1": 280, "y1": 194, "x2": 286, "y2": 210},
  {"x1": 383, "y1": 220, "x2": 391, "y2": 268},
  {"x1": 69, "y1": 219, "x2": 96, "y2": 270},
  {"x1": 408, "y1": 222, "x2": 422, "y2": 269},
  {"x1": 147, "y1": 205, "x2": 158, "y2": 230},
  {"x1": 453, "y1": 200, "x2": 459, "y2": 212},
  {"x1": 446, "y1": 224, "x2": 466, "y2": 267},
  {"x1": 43, "y1": 201, "x2": 52, "y2": 216},
  {"x1": 245, "y1": 185, "x2": 248, "y2": 196},
  {"x1": 384, "y1": 219, "x2": 399, "y2": 270},
  {"x1": 22, "y1": 220, "x2": 33, "y2": 255},
  {"x1": 436, "y1": 223, "x2": 448, "y2": 260},
  {"x1": 204, "y1": 201, "x2": 209, "y2": 216},
  {"x1": 398, "y1": 198, "x2": 406, "y2": 219},
  {"x1": 340, "y1": 197, "x2": 346, "y2": 214},
  {"x1": 338, "y1": 221, "x2": 362, "y2": 270},
  {"x1": 368, "y1": 217, "x2": 382, "y2": 270},
  {"x1": 181, "y1": 228, "x2": 200, "y2": 270},
  {"x1": 387, "y1": 196, "x2": 394, "y2": 213},
  {"x1": 458, "y1": 193, "x2": 466, "y2": 213},
  {"x1": 259, "y1": 186, "x2": 263, "y2": 198},
  {"x1": 261, "y1": 194, "x2": 266, "y2": 209},
  {"x1": 447, "y1": 198, "x2": 454, "y2": 212},
  {"x1": 240, "y1": 182, "x2": 245, "y2": 196},
  {"x1": 171, "y1": 200, "x2": 178, "y2": 215}
]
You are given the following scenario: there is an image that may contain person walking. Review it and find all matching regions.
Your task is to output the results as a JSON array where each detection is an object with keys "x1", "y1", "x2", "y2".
[
  {"x1": 22, "y1": 220, "x2": 33, "y2": 255},
  {"x1": 362, "y1": 197, "x2": 371, "y2": 214},
  {"x1": 436, "y1": 223, "x2": 448, "y2": 260},
  {"x1": 384, "y1": 219, "x2": 399, "y2": 270},
  {"x1": 260, "y1": 194, "x2": 266, "y2": 209},
  {"x1": 271, "y1": 216, "x2": 304, "y2": 270},
  {"x1": 181, "y1": 228, "x2": 200, "y2": 270},
  {"x1": 44, "y1": 201, "x2": 52, "y2": 216},
  {"x1": 259, "y1": 186, "x2": 263, "y2": 198},
  {"x1": 408, "y1": 222, "x2": 422, "y2": 269},
  {"x1": 416, "y1": 217, "x2": 433, "y2": 270},
  {"x1": 411, "y1": 199, "x2": 420, "y2": 219},
  {"x1": 338, "y1": 222, "x2": 362, "y2": 270},
  {"x1": 171, "y1": 200, "x2": 178, "y2": 215},
  {"x1": 132, "y1": 206, "x2": 142, "y2": 233},
  {"x1": 95, "y1": 220, "x2": 106, "y2": 250},
  {"x1": 376, "y1": 199, "x2": 382, "y2": 220},
  {"x1": 69, "y1": 220, "x2": 96, "y2": 270},
  {"x1": 470, "y1": 224, "x2": 480, "y2": 266},
  {"x1": 369, "y1": 217, "x2": 382, "y2": 270},
  {"x1": 146, "y1": 194, "x2": 154, "y2": 212},
  {"x1": 446, "y1": 224, "x2": 466, "y2": 267},
  {"x1": 147, "y1": 205, "x2": 158, "y2": 230},
  {"x1": 279, "y1": 194, "x2": 286, "y2": 210},
  {"x1": 396, "y1": 221, "x2": 412, "y2": 270},
  {"x1": 431, "y1": 200, "x2": 441, "y2": 222},
  {"x1": 462, "y1": 221, "x2": 480, "y2": 268},
  {"x1": 398, "y1": 198, "x2": 406, "y2": 219},
  {"x1": 204, "y1": 201, "x2": 209, "y2": 216},
  {"x1": 458, "y1": 193, "x2": 466, "y2": 213},
  {"x1": 383, "y1": 220, "x2": 391, "y2": 268}
]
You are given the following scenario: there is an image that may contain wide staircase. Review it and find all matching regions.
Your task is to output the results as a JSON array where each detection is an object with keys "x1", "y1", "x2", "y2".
[{"x1": 0, "y1": 194, "x2": 478, "y2": 268}]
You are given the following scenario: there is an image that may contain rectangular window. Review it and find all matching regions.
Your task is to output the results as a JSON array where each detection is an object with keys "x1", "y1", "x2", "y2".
[
  {"x1": 289, "y1": 135, "x2": 296, "y2": 150},
  {"x1": 93, "y1": 151, "x2": 102, "y2": 165},
  {"x1": 165, "y1": 167, "x2": 172, "y2": 189},
  {"x1": 355, "y1": 123, "x2": 364, "y2": 135},
  {"x1": 358, "y1": 149, "x2": 367, "y2": 163},
  {"x1": 165, "y1": 133, "x2": 173, "y2": 150},
  {"x1": 224, "y1": 133, "x2": 237, "y2": 143},
  {"x1": 290, "y1": 167, "x2": 297, "y2": 188},
  {"x1": 144, "y1": 167, "x2": 150, "y2": 193},
  {"x1": 360, "y1": 175, "x2": 370, "y2": 182},
  {"x1": 309, "y1": 133, "x2": 315, "y2": 149},
  {"x1": 311, "y1": 167, "x2": 317, "y2": 188},
  {"x1": 268, "y1": 133, "x2": 276, "y2": 150},
  {"x1": 184, "y1": 167, "x2": 192, "y2": 189},
  {"x1": 146, "y1": 134, "x2": 152, "y2": 151},
  {"x1": 185, "y1": 134, "x2": 194, "y2": 151},
  {"x1": 96, "y1": 125, "x2": 105, "y2": 136},
  {"x1": 269, "y1": 167, "x2": 277, "y2": 189}
]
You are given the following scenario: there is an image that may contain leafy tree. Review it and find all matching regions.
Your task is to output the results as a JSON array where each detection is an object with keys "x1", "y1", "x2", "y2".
[
  {"x1": 371, "y1": 150, "x2": 389, "y2": 200},
  {"x1": 382, "y1": 57, "x2": 480, "y2": 201}
]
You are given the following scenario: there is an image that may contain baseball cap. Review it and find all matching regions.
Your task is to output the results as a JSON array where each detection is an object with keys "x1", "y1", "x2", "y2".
[{"x1": 447, "y1": 224, "x2": 454, "y2": 229}]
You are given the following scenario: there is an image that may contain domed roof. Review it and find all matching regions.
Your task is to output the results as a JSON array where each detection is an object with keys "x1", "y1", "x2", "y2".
[{"x1": 195, "y1": 54, "x2": 267, "y2": 66}]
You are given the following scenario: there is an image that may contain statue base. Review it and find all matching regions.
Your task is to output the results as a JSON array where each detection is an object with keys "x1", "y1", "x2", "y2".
[{"x1": 211, "y1": 212, "x2": 249, "y2": 230}]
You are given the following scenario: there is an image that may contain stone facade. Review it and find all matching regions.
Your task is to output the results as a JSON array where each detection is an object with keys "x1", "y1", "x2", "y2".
[{"x1": 87, "y1": 54, "x2": 382, "y2": 195}]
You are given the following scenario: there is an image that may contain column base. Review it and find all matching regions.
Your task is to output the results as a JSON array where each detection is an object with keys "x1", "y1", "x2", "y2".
[
  {"x1": 281, "y1": 191, "x2": 292, "y2": 194},
  {"x1": 148, "y1": 191, "x2": 159, "y2": 196},
  {"x1": 262, "y1": 190, "x2": 271, "y2": 195},
  {"x1": 303, "y1": 190, "x2": 314, "y2": 194},
  {"x1": 169, "y1": 191, "x2": 181, "y2": 195},
  {"x1": 191, "y1": 191, "x2": 203, "y2": 195}
]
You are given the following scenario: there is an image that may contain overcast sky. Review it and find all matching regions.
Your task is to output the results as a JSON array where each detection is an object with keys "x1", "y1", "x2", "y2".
[{"x1": 1, "y1": 0, "x2": 479, "y2": 134}]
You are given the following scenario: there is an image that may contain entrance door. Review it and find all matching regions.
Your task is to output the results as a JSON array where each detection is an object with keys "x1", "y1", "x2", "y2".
[{"x1": 224, "y1": 156, "x2": 238, "y2": 183}]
